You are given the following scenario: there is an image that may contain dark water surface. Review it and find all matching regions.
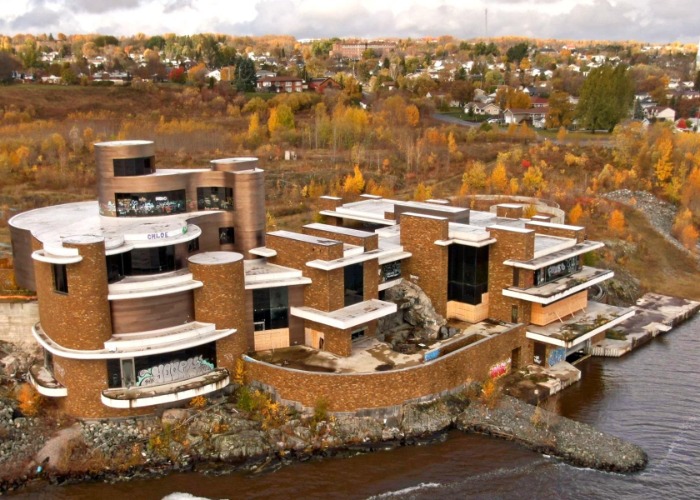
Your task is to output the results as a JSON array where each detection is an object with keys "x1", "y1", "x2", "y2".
[{"x1": 16, "y1": 315, "x2": 700, "y2": 500}]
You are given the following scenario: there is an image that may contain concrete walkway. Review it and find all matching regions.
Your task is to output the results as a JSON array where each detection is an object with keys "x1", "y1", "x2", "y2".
[{"x1": 591, "y1": 293, "x2": 700, "y2": 357}]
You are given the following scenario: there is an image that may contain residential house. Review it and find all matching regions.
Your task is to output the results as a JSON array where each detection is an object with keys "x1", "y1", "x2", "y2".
[
  {"x1": 256, "y1": 76, "x2": 304, "y2": 93},
  {"x1": 307, "y1": 77, "x2": 341, "y2": 94},
  {"x1": 465, "y1": 102, "x2": 501, "y2": 116},
  {"x1": 503, "y1": 107, "x2": 549, "y2": 128},
  {"x1": 644, "y1": 106, "x2": 676, "y2": 122}
]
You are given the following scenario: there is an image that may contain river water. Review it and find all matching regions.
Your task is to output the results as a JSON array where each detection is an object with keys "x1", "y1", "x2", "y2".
[{"x1": 16, "y1": 315, "x2": 700, "y2": 500}]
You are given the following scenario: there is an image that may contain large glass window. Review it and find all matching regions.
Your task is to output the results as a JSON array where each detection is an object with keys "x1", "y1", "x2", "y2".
[
  {"x1": 115, "y1": 189, "x2": 186, "y2": 217},
  {"x1": 130, "y1": 245, "x2": 176, "y2": 275},
  {"x1": 344, "y1": 263, "x2": 364, "y2": 306},
  {"x1": 106, "y1": 252, "x2": 131, "y2": 283},
  {"x1": 113, "y1": 156, "x2": 155, "y2": 176},
  {"x1": 52, "y1": 264, "x2": 68, "y2": 293},
  {"x1": 534, "y1": 256, "x2": 581, "y2": 286},
  {"x1": 253, "y1": 287, "x2": 289, "y2": 331},
  {"x1": 197, "y1": 187, "x2": 234, "y2": 211},
  {"x1": 107, "y1": 343, "x2": 216, "y2": 388},
  {"x1": 448, "y1": 244, "x2": 489, "y2": 305}
]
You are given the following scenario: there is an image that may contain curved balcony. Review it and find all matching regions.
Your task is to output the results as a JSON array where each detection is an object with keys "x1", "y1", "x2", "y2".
[
  {"x1": 101, "y1": 367, "x2": 229, "y2": 408},
  {"x1": 28, "y1": 364, "x2": 68, "y2": 397}
]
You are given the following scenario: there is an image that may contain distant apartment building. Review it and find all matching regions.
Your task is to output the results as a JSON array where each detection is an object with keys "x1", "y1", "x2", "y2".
[{"x1": 331, "y1": 41, "x2": 396, "y2": 59}]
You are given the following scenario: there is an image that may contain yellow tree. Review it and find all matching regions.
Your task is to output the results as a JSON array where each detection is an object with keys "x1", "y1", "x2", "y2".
[
  {"x1": 568, "y1": 203, "x2": 584, "y2": 224},
  {"x1": 413, "y1": 182, "x2": 433, "y2": 201},
  {"x1": 459, "y1": 161, "x2": 488, "y2": 195},
  {"x1": 405, "y1": 104, "x2": 420, "y2": 127},
  {"x1": 608, "y1": 209, "x2": 626, "y2": 235},
  {"x1": 343, "y1": 165, "x2": 365, "y2": 196},
  {"x1": 489, "y1": 161, "x2": 509, "y2": 193},
  {"x1": 522, "y1": 165, "x2": 546, "y2": 195},
  {"x1": 654, "y1": 129, "x2": 674, "y2": 185}
]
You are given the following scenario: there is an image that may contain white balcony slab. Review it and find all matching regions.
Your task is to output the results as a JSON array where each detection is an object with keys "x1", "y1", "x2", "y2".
[{"x1": 291, "y1": 299, "x2": 397, "y2": 330}]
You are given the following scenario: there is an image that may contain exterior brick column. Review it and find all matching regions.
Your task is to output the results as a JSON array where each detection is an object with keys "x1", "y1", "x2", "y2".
[
  {"x1": 400, "y1": 213, "x2": 449, "y2": 317},
  {"x1": 189, "y1": 252, "x2": 248, "y2": 373}
]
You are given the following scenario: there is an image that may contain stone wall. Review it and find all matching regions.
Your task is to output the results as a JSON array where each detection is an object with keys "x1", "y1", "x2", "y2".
[
  {"x1": 0, "y1": 301, "x2": 38, "y2": 347},
  {"x1": 245, "y1": 324, "x2": 531, "y2": 412},
  {"x1": 524, "y1": 221, "x2": 585, "y2": 243}
]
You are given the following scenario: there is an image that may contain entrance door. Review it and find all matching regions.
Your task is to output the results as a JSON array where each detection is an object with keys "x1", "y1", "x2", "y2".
[{"x1": 511, "y1": 347, "x2": 521, "y2": 370}]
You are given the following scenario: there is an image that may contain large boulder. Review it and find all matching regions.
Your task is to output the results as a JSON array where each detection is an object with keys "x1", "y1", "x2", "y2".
[{"x1": 378, "y1": 281, "x2": 446, "y2": 339}]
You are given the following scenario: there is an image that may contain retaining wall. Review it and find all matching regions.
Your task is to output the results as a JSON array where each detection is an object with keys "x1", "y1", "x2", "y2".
[
  {"x1": 244, "y1": 324, "x2": 530, "y2": 413},
  {"x1": 0, "y1": 300, "x2": 39, "y2": 347}
]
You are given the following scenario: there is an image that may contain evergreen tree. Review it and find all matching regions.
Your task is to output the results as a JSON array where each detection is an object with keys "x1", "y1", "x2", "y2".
[
  {"x1": 576, "y1": 64, "x2": 634, "y2": 132},
  {"x1": 233, "y1": 56, "x2": 257, "y2": 92}
]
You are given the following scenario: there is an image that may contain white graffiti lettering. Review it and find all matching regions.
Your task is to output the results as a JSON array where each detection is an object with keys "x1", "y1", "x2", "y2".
[{"x1": 137, "y1": 355, "x2": 214, "y2": 386}]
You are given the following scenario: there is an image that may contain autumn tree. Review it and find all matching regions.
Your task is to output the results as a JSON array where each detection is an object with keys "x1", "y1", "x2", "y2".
[
  {"x1": 522, "y1": 164, "x2": 546, "y2": 195},
  {"x1": 343, "y1": 165, "x2": 365, "y2": 196},
  {"x1": 568, "y1": 203, "x2": 584, "y2": 224},
  {"x1": 413, "y1": 182, "x2": 433, "y2": 201},
  {"x1": 489, "y1": 161, "x2": 509, "y2": 193},
  {"x1": 653, "y1": 129, "x2": 674, "y2": 186},
  {"x1": 608, "y1": 209, "x2": 626, "y2": 235},
  {"x1": 546, "y1": 91, "x2": 575, "y2": 129},
  {"x1": 460, "y1": 161, "x2": 488, "y2": 195}
]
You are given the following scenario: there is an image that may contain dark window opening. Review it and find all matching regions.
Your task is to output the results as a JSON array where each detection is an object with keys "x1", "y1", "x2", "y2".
[
  {"x1": 130, "y1": 245, "x2": 176, "y2": 275},
  {"x1": 511, "y1": 305, "x2": 519, "y2": 323},
  {"x1": 448, "y1": 244, "x2": 489, "y2": 305},
  {"x1": 380, "y1": 261, "x2": 402, "y2": 283},
  {"x1": 197, "y1": 187, "x2": 234, "y2": 211},
  {"x1": 115, "y1": 189, "x2": 186, "y2": 217},
  {"x1": 52, "y1": 264, "x2": 68, "y2": 293},
  {"x1": 44, "y1": 349, "x2": 54, "y2": 372},
  {"x1": 188, "y1": 237, "x2": 200, "y2": 254},
  {"x1": 534, "y1": 256, "x2": 582, "y2": 287},
  {"x1": 219, "y1": 227, "x2": 235, "y2": 245},
  {"x1": 253, "y1": 287, "x2": 289, "y2": 330},
  {"x1": 113, "y1": 156, "x2": 155, "y2": 177},
  {"x1": 344, "y1": 263, "x2": 364, "y2": 306},
  {"x1": 106, "y1": 252, "x2": 131, "y2": 283},
  {"x1": 351, "y1": 328, "x2": 366, "y2": 341}
]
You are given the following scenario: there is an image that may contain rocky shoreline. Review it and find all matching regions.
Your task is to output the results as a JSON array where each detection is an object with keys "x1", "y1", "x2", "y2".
[{"x1": 0, "y1": 385, "x2": 647, "y2": 495}]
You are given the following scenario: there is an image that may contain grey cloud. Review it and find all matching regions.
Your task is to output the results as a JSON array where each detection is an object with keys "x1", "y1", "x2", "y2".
[
  {"x1": 164, "y1": 0, "x2": 194, "y2": 14},
  {"x1": 69, "y1": 0, "x2": 143, "y2": 14},
  {"x1": 9, "y1": 5, "x2": 67, "y2": 32}
]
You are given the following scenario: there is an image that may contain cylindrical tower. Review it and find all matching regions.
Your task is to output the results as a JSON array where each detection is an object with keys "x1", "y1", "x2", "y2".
[
  {"x1": 94, "y1": 140, "x2": 155, "y2": 216},
  {"x1": 188, "y1": 252, "x2": 249, "y2": 373}
]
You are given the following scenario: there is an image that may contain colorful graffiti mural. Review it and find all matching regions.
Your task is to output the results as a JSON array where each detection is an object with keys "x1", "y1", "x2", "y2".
[
  {"x1": 547, "y1": 347, "x2": 567, "y2": 367},
  {"x1": 488, "y1": 358, "x2": 512, "y2": 379}
]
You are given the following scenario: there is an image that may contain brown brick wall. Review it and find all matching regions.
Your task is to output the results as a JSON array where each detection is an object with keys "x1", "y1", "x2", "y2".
[
  {"x1": 302, "y1": 226, "x2": 379, "y2": 251},
  {"x1": 189, "y1": 254, "x2": 249, "y2": 373},
  {"x1": 53, "y1": 356, "x2": 149, "y2": 418},
  {"x1": 246, "y1": 325, "x2": 531, "y2": 411},
  {"x1": 267, "y1": 234, "x2": 344, "y2": 312},
  {"x1": 34, "y1": 238, "x2": 112, "y2": 350},
  {"x1": 309, "y1": 320, "x2": 352, "y2": 357},
  {"x1": 524, "y1": 222, "x2": 585, "y2": 243},
  {"x1": 487, "y1": 227, "x2": 535, "y2": 324},
  {"x1": 400, "y1": 214, "x2": 449, "y2": 317},
  {"x1": 496, "y1": 205, "x2": 524, "y2": 219}
]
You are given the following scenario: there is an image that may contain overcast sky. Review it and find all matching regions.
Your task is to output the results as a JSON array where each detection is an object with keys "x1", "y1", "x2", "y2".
[{"x1": 1, "y1": 0, "x2": 698, "y2": 44}]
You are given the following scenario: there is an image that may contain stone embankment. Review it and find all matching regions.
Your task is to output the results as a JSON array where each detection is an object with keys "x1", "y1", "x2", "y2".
[{"x1": 0, "y1": 388, "x2": 647, "y2": 494}]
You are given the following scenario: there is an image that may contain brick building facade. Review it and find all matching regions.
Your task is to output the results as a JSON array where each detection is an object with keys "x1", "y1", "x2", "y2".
[{"x1": 11, "y1": 141, "x2": 631, "y2": 418}]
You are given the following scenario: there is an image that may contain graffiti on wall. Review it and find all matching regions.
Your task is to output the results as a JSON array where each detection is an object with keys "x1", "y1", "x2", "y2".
[
  {"x1": 489, "y1": 358, "x2": 512, "y2": 379},
  {"x1": 137, "y1": 355, "x2": 214, "y2": 387},
  {"x1": 547, "y1": 347, "x2": 567, "y2": 367}
]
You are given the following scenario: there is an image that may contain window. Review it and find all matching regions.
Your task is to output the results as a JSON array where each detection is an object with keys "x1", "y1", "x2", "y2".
[
  {"x1": 52, "y1": 264, "x2": 68, "y2": 293},
  {"x1": 106, "y1": 252, "x2": 131, "y2": 283},
  {"x1": 511, "y1": 305, "x2": 519, "y2": 323},
  {"x1": 253, "y1": 287, "x2": 289, "y2": 330},
  {"x1": 130, "y1": 245, "x2": 176, "y2": 275},
  {"x1": 197, "y1": 187, "x2": 234, "y2": 211},
  {"x1": 344, "y1": 263, "x2": 364, "y2": 306},
  {"x1": 113, "y1": 156, "x2": 155, "y2": 176},
  {"x1": 115, "y1": 189, "x2": 186, "y2": 217},
  {"x1": 188, "y1": 237, "x2": 200, "y2": 254},
  {"x1": 107, "y1": 343, "x2": 216, "y2": 389},
  {"x1": 534, "y1": 257, "x2": 581, "y2": 286},
  {"x1": 380, "y1": 261, "x2": 402, "y2": 283},
  {"x1": 448, "y1": 244, "x2": 489, "y2": 305},
  {"x1": 219, "y1": 227, "x2": 235, "y2": 245}
]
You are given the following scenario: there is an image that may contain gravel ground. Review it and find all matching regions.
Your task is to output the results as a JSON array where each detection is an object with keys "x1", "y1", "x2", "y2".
[{"x1": 603, "y1": 190, "x2": 695, "y2": 256}]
